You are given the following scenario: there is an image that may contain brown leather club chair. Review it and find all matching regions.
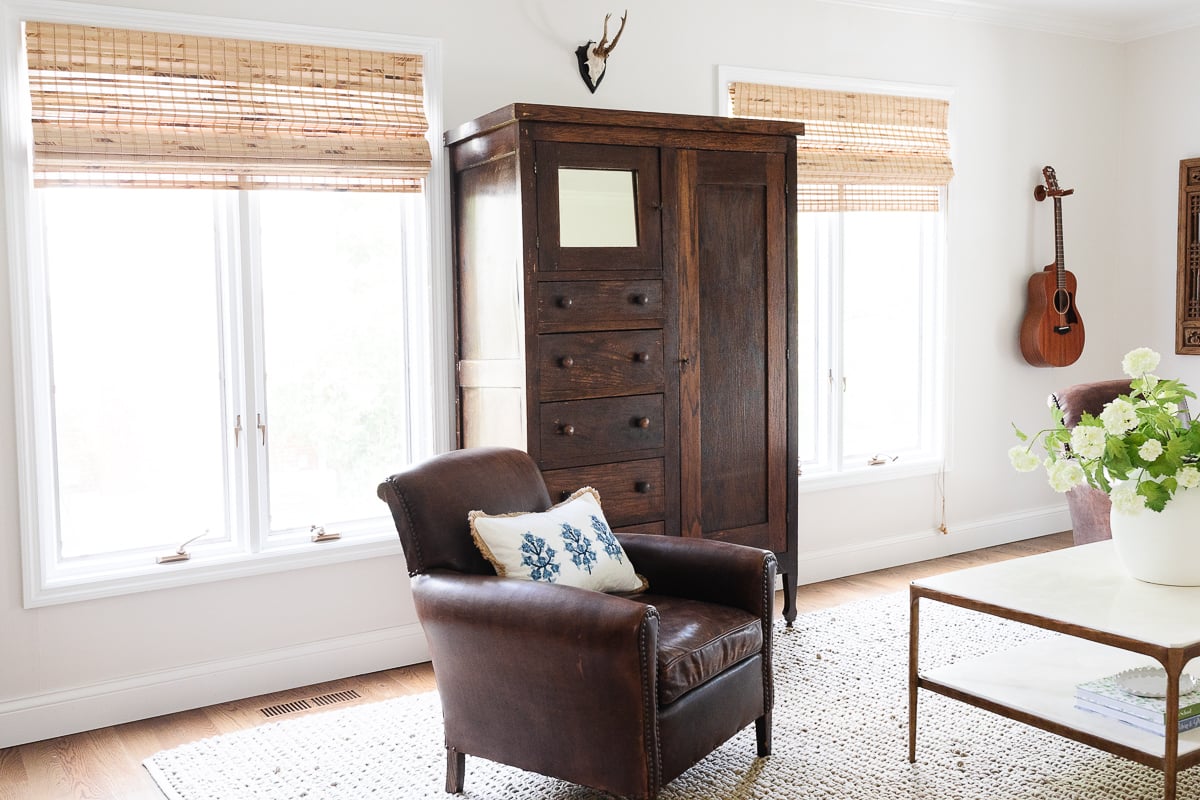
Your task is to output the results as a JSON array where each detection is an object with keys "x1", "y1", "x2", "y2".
[
  {"x1": 1050, "y1": 379, "x2": 1131, "y2": 545},
  {"x1": 378, "y1": 447, "x2": 777, "y2": 800}
]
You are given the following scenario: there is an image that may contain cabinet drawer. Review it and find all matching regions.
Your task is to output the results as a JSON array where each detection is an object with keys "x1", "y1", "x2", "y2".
[
  {"x1": 538, "y1": 330, "x2": 664, "y2": 401},
  {"x1": 541, "y1": 458, "x2": 665, "y2": 528},
  {"x1": 537, "y1": 280, "x2": 663, "y2": 328},
  {"x1": 538, "y1": 394, "x2": 664, "y2": 465}
]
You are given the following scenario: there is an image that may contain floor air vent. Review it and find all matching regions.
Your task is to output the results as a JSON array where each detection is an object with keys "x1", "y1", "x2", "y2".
[
  {"x1": 311, "y1": 689, "x2": 361, "y2": 707},
  {"x1": 259, "y1": 689, "x2": 362, "y2": 718}
]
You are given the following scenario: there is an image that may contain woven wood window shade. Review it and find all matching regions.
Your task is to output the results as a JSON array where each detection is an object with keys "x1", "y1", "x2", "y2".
[
  {"x1": 25, "y1": 22, "x2": 431, "y2": 191},
  {"x1": 729, "y1": 81, "x2": 953, "y2": 211}
]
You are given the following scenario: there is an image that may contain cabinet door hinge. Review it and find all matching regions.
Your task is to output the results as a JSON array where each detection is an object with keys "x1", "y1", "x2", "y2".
[{"x1": 536, "y1": 235, "x2": 540, "y2": 249}]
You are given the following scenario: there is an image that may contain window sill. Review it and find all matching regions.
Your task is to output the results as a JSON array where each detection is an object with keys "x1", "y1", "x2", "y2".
[
  {"x1": 797, "y1": 457, "x2": 945, "y2": 493},
  {"x1": 25, "y1": 532, "x2": 405, "y2": 609}
]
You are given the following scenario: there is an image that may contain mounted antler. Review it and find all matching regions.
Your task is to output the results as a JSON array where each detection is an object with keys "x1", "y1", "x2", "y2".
[
  {"x1": 593, "y1": 11, "x2": 627, "y2": 60},
  {"x1": 575, "y1": 10, "x2": 628, "y2": 94}
]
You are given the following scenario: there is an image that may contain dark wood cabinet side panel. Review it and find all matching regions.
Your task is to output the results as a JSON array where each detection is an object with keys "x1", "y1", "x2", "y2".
[
  {"x1": 456, "y1": 155, "x2": 523, "y2": 364},
  {"x1": 449, "y1": 124, "x2": 519, "y2": 173}
]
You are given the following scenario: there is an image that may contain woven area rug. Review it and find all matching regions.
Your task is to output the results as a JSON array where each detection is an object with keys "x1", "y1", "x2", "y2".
[{"x1": 144, "y1": 592, "x2": 1200, "y2": 799}]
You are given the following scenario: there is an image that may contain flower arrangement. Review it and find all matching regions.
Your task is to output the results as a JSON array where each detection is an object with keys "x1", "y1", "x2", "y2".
[{"x1": 1010, "y1": 347, "x2": 1199, "y2": 514}]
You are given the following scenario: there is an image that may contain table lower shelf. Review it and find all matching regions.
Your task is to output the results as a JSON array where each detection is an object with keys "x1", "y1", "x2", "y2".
[{"x1": 919, "y1": 635, "x2": 1200, "y2": 761}]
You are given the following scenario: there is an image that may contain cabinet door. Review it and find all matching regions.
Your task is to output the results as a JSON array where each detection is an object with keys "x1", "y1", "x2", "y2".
[
  {"x1": 677, "y1": 149, "x2": 790, "y2": 554},
  {"x1": 535, "y1": 142, "x2": 662, "y2": 272}
]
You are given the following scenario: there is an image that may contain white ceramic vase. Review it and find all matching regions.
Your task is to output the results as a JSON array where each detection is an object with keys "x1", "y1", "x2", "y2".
[{"x1": 1109, "y1": 485, "x2": 1200, "y2": 586}]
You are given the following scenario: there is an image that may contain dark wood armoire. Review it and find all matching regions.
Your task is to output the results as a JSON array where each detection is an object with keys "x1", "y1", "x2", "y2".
[{"x1": 446, "y1": 104, "x2": 802, "y2": 621}]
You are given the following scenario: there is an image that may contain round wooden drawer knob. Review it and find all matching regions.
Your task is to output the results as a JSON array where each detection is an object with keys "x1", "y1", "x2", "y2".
[
  {"x1": 559, "y1": 356, "x2": 574, "y2": 368},
  {"x1": 631, "y1": 293, "x2": 649, "y2": 306},
  {"x1": 635, "y1": 481, "x2": 652, "y2": 494},
  {"x1": 558, "y1": 296, "x2": 574, "y2": 309},
  {"x1": 560, "y1": 490, "x2": 572, "y2": 501},
  {"x1": 635, "y1": 417, "x2": 651, "y2": 429},
  {"x1": 560, "y1": 424, "x2": 576, "y2": 436},
  {"x1": 633, "y1": 352, "x2": 650, "y2": 363}
]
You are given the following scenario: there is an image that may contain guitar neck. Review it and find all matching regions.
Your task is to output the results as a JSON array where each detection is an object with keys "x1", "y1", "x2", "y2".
[{"x1": 1053, "y1": 196, "x2": 1066, "y2": 288}]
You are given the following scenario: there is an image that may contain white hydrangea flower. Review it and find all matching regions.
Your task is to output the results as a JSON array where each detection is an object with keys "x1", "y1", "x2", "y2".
[
  {"x1": 1047, "y1": 458, "x2": 1087, "y2": 493},
  {"x1": 1008, "y1": 445, "x2": 1040, "y2": 472},
  {"x1": 1122, "y1": 347, "x2": 1161, "y2": 378},
  {"x1": 1069, "y1": 425, "x2": 1106, "y2": 460},
  {"x1": 1099, "y1": 398, "x2": 1139, "y2": 436},
  {"x1": 1139, "y1": 439, "x2": 1164, "y2": 462},
  {"x1": 1132, "y1": 438, "x2": 1161, "y2": 462},
  {"x1": 1165, "y1": 401, "x2": 1180, "y2": 417},
  {"x1": 1178, "y1": 466, "x2": 1200, "y2": 489},
  {"x1": 1110, "y1": 482, "x2": 1147, "y2": 514}
]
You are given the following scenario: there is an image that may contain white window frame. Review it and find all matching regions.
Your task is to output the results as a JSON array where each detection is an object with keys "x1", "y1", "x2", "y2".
[
  {"x1": 717, "y1": 65, "x2": 951, "y2": 492},
  {"x1": 1, "y1": 0, "x2": 453, "y2": 607}
]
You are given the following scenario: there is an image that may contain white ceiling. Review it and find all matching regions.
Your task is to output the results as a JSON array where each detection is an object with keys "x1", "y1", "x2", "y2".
[{"x1": 824, "y1": 0, "x2": 1200, "y2": 41}]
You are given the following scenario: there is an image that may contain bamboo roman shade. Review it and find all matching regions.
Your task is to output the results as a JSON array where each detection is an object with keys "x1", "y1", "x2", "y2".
[
  {"x1": 24, "y1": 22, "x2": 431, "y2": 191},
  {"x1": 729, "y1": 81, "x2": 953, "y2": 211}
]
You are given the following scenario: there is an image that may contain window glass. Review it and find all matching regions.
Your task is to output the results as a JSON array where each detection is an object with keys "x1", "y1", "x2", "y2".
[
  {"x1": 798, "y1": 202, "x2": 942, "y2": 476},
  {"x1": 42, "y1": 189, "x2": 229, "y2": 558},
  {"x1": 257, "y1": 192, "x2": 416, "y2": 533},
  {"x1": 841, "y1": 211, "x2": 926, "y2": 460}
]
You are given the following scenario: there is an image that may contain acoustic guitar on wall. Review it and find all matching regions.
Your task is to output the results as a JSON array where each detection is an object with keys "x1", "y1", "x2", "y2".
[{"x1": 1019, "y1": 165, "x2": 1085, "y2": 367}]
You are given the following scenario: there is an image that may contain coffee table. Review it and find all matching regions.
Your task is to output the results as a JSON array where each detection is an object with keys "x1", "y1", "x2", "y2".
[{"x1": 908, "y1": 540, "x2": 1200, "y2": 800}]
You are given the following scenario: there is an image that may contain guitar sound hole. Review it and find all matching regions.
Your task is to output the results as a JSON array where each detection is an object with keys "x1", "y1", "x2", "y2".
[{"x1": 1052, "y1": 288, "x2": 1072, "y2": 316}]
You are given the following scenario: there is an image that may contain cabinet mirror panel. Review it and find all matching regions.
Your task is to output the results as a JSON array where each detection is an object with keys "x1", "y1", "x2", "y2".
[{"x1": 558, "y1": 168, "x2": 638, "y2": 248}]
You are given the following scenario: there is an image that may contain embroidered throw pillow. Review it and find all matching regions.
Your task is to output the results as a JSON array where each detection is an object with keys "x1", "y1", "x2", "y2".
[{"x1": 468, "y1": 487, "x2": 646, "y2": 593}]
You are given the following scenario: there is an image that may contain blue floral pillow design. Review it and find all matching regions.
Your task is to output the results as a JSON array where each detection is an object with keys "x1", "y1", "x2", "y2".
[{"x1": 469, "y1": 487, "x2": 646, "y2": 592}]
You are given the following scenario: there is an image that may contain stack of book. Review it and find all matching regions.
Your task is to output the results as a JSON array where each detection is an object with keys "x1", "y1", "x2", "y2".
[{"x1": 1075, "y1": 672, "x2": 1200, "y2": 736}]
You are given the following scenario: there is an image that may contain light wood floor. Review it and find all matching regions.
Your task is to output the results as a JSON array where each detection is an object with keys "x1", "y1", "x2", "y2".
[{"x1": 0, "y1": 531, "x2": 1072, "y2": 800}]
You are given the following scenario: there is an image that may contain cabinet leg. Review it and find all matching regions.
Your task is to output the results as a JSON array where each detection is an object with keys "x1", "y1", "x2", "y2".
[{"x1": 782, "y1": 570, "x2": 797, "y2": 626}]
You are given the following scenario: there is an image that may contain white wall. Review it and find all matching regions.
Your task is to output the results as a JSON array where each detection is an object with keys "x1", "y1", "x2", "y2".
[
  {"x1": 0, "y1": 0, "x2": 1141, "y2": 746},
  {"x1": 1120, "y1": 28, "x2": 1200, "y2": 388}
]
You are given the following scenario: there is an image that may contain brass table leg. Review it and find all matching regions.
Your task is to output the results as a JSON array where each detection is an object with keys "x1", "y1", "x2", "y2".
[{"x1": 908, "y1": 588, "x2": 920, "y2": 763}]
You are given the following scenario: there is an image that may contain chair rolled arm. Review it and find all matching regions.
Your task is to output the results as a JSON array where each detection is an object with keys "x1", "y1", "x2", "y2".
[
  {"x1": 413, "y1": 570, "x2": 657, "y2": 646},
  {"x1": 412, "y1": 571, "x2": 662, "y2": 787},
  {"x1": 617, "y1": 534, "x2": 777, "y2": 619}
]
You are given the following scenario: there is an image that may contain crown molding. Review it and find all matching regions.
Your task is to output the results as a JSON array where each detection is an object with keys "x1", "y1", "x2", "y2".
[{"x1": 816, "y1": 0, "x2": 1200, "y2": 43}]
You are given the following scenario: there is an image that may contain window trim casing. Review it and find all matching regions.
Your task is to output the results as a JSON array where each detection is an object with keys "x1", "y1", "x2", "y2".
[
  {"x1": 717, "y1": 65, "x2": 952, "y2": 491},
  {"x1": 2, "y1": 0, "x2": 453, "y2": 608}
]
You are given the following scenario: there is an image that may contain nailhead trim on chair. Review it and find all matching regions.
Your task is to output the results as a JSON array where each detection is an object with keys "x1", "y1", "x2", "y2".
[
  {"x1": 639, "y1": 606, "x2": 662, "y2": 799},
  {"x1": 387, "y1": 479, "x2": 427, "y2": 576},
  {"x1": 761, "y1": 553, "x2": 777, "y2": 711}
]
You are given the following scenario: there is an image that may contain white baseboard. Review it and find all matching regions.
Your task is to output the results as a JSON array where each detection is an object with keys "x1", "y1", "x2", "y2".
[
  {"x1": 1, "y1": 505, "x2": 1069, "y2": 750},
  {"x1": 795, "y1": 503, "x2": 1071, "y2": 586},
  {"x1": 0, "y1": 623, "x2": 430, "y2": 749}
]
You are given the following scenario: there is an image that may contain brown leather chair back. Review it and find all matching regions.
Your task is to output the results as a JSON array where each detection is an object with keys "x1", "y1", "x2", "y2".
[
  {"x1": 1050, "y1": 379, "x2": 1132, "y2": 427},
  {"x1": 378, "y1": 447, "x2": 552, "y2": 576}
]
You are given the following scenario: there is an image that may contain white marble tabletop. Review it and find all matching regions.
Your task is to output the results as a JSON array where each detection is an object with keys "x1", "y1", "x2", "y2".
[{"x1": 912, "y1": 541, "x2": 1200, "y2": 650}]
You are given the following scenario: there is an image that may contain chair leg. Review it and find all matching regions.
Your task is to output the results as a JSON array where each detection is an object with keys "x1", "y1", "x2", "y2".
[
  {"x1": 446, "y1": 748, "x2": 465, "y2": 793},
  {"x1": 755, "y1": 712, "x2": 772, "y2": 757}
]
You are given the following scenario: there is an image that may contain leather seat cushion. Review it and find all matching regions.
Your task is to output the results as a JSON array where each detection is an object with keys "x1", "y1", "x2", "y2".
[{"x1": 639, "y1": 593, "x2": 763, "y2": 705}]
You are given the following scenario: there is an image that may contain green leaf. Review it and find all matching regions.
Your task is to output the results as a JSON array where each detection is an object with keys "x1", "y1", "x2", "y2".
[
  {"x1": 1011, "y1": 423, "x2": 1028, "y2": 442},
  {"x1": 1139, "y1": 480, "x2": 1170, "y2": 513}
]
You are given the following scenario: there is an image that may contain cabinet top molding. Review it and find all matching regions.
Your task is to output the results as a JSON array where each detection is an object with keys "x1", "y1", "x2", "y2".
[{"x1": 443, "y1": 103, "x2": 805, "y2": 147}]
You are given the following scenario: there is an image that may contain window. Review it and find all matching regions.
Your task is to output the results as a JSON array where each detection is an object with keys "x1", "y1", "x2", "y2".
[
  {"x1": 797, "y1": 205, "x2": 944, "y2": 478},
  {"x1": 724, "y1": 69, "x2": 952, "y2": 487},
  {"x1": 4, "y1": 9, "x2": 448, "y2": 605}
]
